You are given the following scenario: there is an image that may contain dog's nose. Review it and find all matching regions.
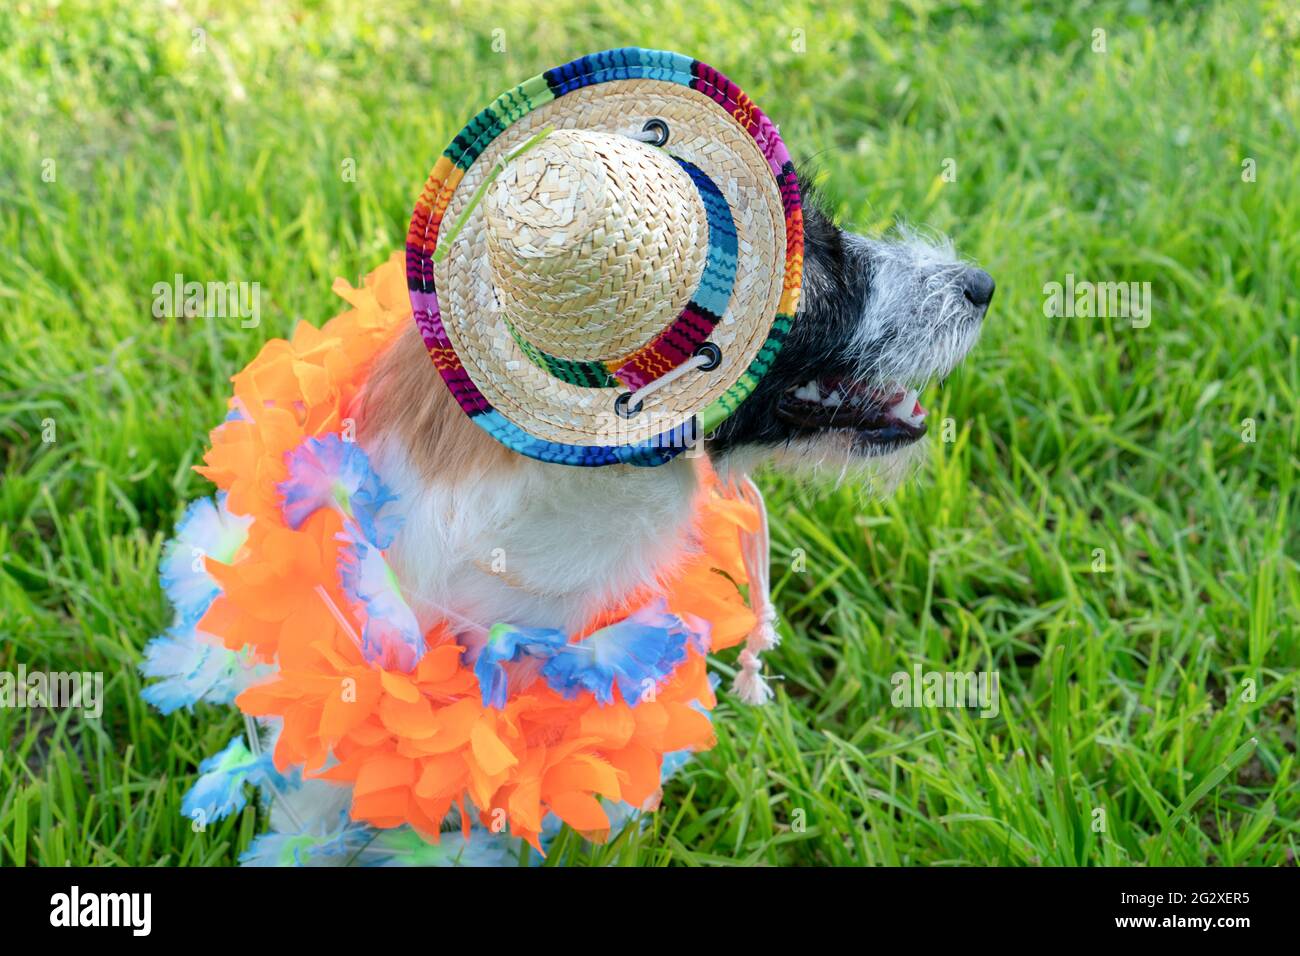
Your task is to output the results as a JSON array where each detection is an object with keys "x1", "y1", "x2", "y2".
[{"x1": 962, "y1": 268, "x2": 996, "y2": 309}]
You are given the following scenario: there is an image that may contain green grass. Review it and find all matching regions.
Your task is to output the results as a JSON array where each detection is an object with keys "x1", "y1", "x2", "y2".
[{"x1": 1, "y1": 0, "x2": 1296, "y2": 866}]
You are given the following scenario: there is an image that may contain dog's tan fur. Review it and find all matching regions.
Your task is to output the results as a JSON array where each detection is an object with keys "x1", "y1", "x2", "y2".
[{"x1": 357, "y1": 323, "x2": 520, "y2": 486}]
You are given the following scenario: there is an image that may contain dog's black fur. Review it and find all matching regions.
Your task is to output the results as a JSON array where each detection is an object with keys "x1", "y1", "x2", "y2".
[{"x1": 709, "y1": 172, "x2": 992, "y2": 458}]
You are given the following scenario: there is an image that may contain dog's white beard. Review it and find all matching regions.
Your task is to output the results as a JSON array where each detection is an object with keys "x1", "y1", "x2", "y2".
[{"x1": 714, "y1": 433, "x2": 928, "y2": 498}]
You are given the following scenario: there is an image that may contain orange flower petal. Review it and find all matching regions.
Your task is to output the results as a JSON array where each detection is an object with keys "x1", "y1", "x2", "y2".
[
  {"x1": 605, "y1": 742, "x2": 661, "y2": 808},
  {"x1": 578, "y1": 704, "x2": 636, "y2": 749},
  {"x1": 543, "y1": 753, "x2": 622, "y2": 802},
  {"x1": 415, "y1": 643, "x2": 463, "y2": 685},
  {"x1": 379, "y1": 670, "x2": 420, "y2": 703},
  {"x1": 415, "y1": 752, "x2": 469, "y2": 801},
  {"x1": 548, "y1": 792, "x2": 610, "y2": 834},
  {"x1": 319, "y1": 671, "x2": 381, "y2": 741},
  {"x1": 378, "y1": 693, "x2": 436, "y2": 738},
  {"x1": 355, "y1": 754, "x2": 416, "y2": 797},
  {"x1": 470, "y1": 717, "x2": 519, "y2": 776}
]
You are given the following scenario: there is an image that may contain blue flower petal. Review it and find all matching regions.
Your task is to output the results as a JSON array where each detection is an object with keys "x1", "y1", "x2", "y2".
[
  {"x1": 240, "y1": 811, "x2": 371, "y2": 867},
  {"x1": 473, "y1": 623, "x2": 570, "y2": 709},
  {"x1": 362, "y1": 828, "x2": 525, "y2": 867},
  {"x1": 338, "y1": 529, "x2": 425, "y2": 671},
  {"x1": 181, "y1": 736, "x2": 287, "y2": 825},
  {"x1": 159, "y1": 494, "x2": 252, "y2": 626},
  {"x1": 278, "y1": 435, "x2": 399, "y2": 547},
  {"x1": 540, "y1": 600, "x2": 697, "y2": 706},
  {"x1": 139, "y1": 622, "x2": 271, "y2": 714}
]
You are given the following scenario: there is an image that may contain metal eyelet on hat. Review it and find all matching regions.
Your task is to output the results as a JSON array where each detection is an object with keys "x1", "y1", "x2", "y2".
[
  {"x1": 640, "y1": 118, "x2": 670, "y2": 147},
  {"x1": 614, "y1": 391, "x2": 644, "y2": 418},
  {"x1": 693, "y1": 342, "x2": 722, "y2": 370}
]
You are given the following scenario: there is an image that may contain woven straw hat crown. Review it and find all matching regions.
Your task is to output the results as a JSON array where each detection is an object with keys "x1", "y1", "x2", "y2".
[{"x1": 483, "y1": 129, "x2": 709, "y2": 363}]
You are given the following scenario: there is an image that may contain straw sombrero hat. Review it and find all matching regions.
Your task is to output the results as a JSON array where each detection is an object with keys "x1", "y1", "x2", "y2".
[{"x1": 407, "y1": 48, "x2": 803, "y2": 467}]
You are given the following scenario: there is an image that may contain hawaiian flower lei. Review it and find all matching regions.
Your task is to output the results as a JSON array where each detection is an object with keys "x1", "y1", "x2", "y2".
[{"x1": 141, "y1": 252, "x2": 765, "y2": 863}]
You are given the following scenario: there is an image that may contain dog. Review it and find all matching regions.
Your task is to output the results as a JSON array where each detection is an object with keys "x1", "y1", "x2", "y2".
[
  {"x1": 146, "y1": 46, "x2": 994, "y2": 856},
  {"x1": 357, "y1": 178, "x2": 993, "y2": 638}
]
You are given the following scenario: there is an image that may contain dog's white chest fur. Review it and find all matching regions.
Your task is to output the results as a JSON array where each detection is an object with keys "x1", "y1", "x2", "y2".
[{"x1": 365, "y1": 437, "x2": 700, "y2": 634}]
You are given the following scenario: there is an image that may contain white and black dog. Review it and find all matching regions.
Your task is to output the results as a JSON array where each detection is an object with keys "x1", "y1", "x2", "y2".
[
  {"x1": 357, "y1": 178, "x2": 994, "y2": 637},
  {"x1": 251, "y1": 174, "x2": 994, "y2": 838}
]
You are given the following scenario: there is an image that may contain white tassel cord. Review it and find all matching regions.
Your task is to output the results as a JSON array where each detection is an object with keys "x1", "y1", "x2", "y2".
[
  {"x1": 728, "y1": 476, "x2": 781, "y2": 705},
  {"x1": 243, "y1": 713, "x2": 306, "y2": 831}
]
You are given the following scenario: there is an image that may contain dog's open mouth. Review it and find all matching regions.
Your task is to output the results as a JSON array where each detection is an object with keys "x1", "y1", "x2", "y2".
[{"x1": 776, "y1": 377, "x2": 927, "y2": 444}]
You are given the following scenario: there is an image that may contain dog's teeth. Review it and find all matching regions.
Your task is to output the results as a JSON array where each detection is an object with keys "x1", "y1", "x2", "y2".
[
  {"x1": 822, "y1": 390, "x2": 843, "y2": 407},
  {"x1": 793, "y1": 381, "x2": 821, "y2": 402},
  {"x1": 888, "y1": 388, "x2": 926, "y2": 424}
]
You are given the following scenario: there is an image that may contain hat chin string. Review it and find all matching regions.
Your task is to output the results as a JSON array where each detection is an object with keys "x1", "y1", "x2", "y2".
[{"x1": 623, "y1": 350, "x2": 713, "y2": 413}]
